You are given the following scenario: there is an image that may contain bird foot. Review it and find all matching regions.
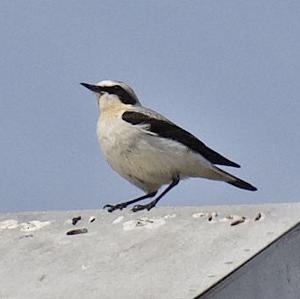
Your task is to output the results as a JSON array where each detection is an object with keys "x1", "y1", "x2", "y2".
[
  {"x1": 132, "y1": 201, "x2": 156, "y2": 212},
  {"x1": 103, "y1": 203, "x2": 127, "y2": 213}
]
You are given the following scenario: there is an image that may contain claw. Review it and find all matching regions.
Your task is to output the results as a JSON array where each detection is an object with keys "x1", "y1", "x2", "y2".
[
  {"x1": 103, "y1": 204, "x2": 114, "y2": 213},
  {"x1": 131, "y1": 204, "x2": 144, "y2": 212},
  {"x1": 103, "y1": 204, "x2": 113, "y2": 209},
  {"x1": 103, "y1": 203, "x2": 126, "y2": 213},
  {"x1": 132, "y1": 202, "x2": 156, "y2": 212}
]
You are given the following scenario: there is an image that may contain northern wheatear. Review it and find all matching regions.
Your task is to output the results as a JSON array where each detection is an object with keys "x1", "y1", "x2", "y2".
[{"x1": 81, "y1": 80, "x2": 257, "y2": 212}]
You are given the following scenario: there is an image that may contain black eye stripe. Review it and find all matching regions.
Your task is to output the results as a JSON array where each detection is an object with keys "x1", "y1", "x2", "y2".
[{"x1": 102, "y1": 85, "x2": 137, "y2": 105}]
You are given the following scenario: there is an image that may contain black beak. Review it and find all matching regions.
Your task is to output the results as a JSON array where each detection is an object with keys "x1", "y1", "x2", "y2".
[{"x1": 80, "y1": 82, "x2": 103, "y2": 93}]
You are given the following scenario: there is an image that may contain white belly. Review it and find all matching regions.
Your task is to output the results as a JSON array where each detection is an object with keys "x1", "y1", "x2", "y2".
[{"x1": 97, "y1": 115, "x2": 215, "y2": 192}]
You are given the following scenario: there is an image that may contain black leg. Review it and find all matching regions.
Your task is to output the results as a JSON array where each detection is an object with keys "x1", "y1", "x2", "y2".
[
  {"x1": 132, "y1": 176, "x2": 180, "y2": 212},
  {"x1": 103, "y1": 191, "x2": 157, "y2": 213}
]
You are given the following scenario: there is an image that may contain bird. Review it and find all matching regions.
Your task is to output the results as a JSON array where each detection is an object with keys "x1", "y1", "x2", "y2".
[{"x1": 81, "y1": 80, "x2": 257, "y2": 213}]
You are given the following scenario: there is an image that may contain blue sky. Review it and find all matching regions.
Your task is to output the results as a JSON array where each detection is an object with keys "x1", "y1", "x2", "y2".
[{"x1": 1, "y1": 1, "x2": 300, "y2": 212}]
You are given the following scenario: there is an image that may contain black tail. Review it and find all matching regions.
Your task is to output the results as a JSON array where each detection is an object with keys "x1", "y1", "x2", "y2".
[
  {"x1": 228, "y1": 178, "x2": 257, "y2": 191},
  {"x1": 215, "y1": 167, "x2": 257, "y2": 191}
]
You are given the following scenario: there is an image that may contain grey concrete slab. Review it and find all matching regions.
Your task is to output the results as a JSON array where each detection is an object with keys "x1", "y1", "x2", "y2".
[
  {"x1": 199, "y1": 222, "x2": 300, "y2": 299},
  {"x1": 0, "y1": 203, "x2": 299, "y2": 299}
]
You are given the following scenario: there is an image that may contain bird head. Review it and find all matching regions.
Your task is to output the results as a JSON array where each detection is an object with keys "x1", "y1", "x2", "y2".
[{"x1": 81, "y1": 80, "x2": 140, "y2": 111}]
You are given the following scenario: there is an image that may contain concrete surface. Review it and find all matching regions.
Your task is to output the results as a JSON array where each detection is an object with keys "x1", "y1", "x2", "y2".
[
  {"x1": 0, "y1": 203, "x2": 300, "y2": 299},
  {"x1": 199, "y1": 222, "x2": 300, "y2": 299}
]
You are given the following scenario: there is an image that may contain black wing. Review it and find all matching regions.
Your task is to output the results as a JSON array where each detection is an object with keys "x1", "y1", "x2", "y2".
[{"x1": 122, "y1": 111, "x2": 240, "y2": 168}]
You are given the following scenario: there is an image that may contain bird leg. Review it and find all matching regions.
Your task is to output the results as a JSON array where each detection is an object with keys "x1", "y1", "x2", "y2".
[
  {"x1": 132, "y1": 176, "x2": 180, "y2": 212},
  {"x1": 103, "y1": 191, "x2": 157, "y2": 213}
]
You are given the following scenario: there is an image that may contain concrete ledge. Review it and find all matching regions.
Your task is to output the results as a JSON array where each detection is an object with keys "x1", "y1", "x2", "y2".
[
  {"x1": 0, "y1": 203, "x2": 300, "y2": 299},
  {"x1": 199, "y1": 222, "x2": 300, "y2": 299}
]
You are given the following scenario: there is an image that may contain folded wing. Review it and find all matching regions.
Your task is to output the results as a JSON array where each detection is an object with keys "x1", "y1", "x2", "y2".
[{"x1": 122, "y1": 111, "x2": 240, "y2": 168}]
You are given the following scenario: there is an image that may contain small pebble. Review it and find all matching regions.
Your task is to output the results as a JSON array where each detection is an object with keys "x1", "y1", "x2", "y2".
[
  {"x1": 192, "y1": 212, "x2": 205, "y2": 218},
  {"x1": 254, "y1": 212, "x2": 262, "y2": 221},
  {"x1": 89, "y1": 216, "x2": 96, "y2": 223},
  {"x1": 164, "y1": 214, "x2": 176, "y2": 219},
  {"x1": 123, "y1": 217, "x2": 166, "y2": 231},
  {"x1": 19, "y1": 234, "x2": 34, "y2": 239},
  {"x1": 66, "y1": 228, "x2": 88, "y2": 235},
  {"x1": 207, "y1": 212, "x2": 218, "y2": 222},
  {"x1": 136, "y1": 218, "x2": 154, "y2": 227},
  {"x1": 19, "y1": 221, "x2": 51, "y2": 232},
  {"x1": 112, "y1": 216, "x2": 124, "y2": 224},
  {"x1": 231, "y1": 216, "x2": 246, "y2": 226},
  {"x1": 0, "y1": 219, "x2": 19, "y2": 230},
  {"x1": 72, "y1": 216, "x2": 81, "y2": 225}
]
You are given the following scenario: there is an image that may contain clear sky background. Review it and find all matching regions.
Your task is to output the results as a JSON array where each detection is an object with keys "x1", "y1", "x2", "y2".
[{"x1": 1, "y1": 1, "x2": 300, "y2": 212}]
